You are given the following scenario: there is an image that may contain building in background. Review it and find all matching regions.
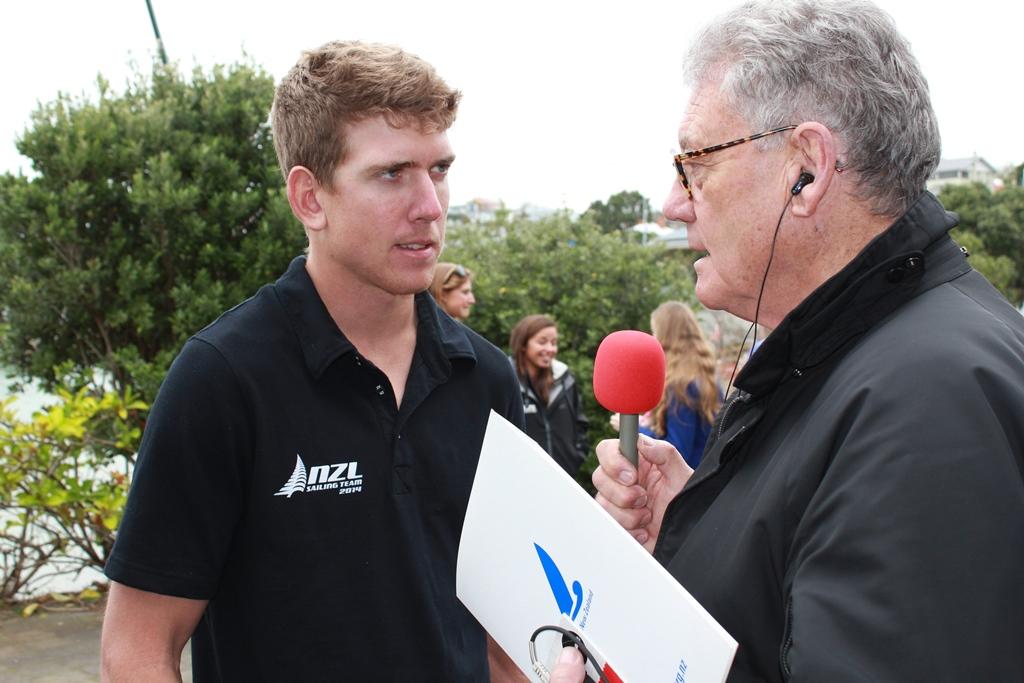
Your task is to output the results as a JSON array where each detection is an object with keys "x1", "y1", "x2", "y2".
[
  {"x1": 448, "y1": 198, "x2": 504, "y2": 224},
  {"x1": 632, "y1": 215, "x2": 689, "y2": 250},
  {"x1": 656, "y1": 222, "x2": 690, "y2": 250},
  {"x1": 927, "y1": 156, "x2": 1002, "y2": 194}
]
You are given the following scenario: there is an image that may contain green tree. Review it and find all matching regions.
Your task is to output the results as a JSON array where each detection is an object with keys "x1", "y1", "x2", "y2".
[
  {"x1": 583, "y1": 190, "x2": 653, "y2": 233},
  {"x1": 940, "y1": 182, "x2": 1024, "y2": 305},
  {"x1": 0, "y1": 61, "x2": 304, "y2": 400},
  {"x1": 951, "y1": 231, "x2": 1016, "y2": 296},
  {"x1": 443, "y1": 210, "x2": 695, "y2": 486}
]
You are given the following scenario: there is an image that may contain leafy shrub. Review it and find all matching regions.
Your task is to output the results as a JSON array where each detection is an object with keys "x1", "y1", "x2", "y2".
[
  {"x1": 0, "y1": 387, "x2": 145, "y2": 601},
  {"x1": 0, "y1": 61, "x2": 304, "y2": 401}
]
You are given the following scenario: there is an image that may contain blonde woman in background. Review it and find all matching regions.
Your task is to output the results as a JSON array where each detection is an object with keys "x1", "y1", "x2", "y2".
[
  {"x1": 429, "y1": 262, "x2": 476, "y2": 321},
  {"x1": 641, "y1": 300, "x2": 721, "y2": 469}
]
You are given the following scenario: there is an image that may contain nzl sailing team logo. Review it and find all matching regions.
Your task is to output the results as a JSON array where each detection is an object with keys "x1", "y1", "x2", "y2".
[{"x1": 273, "y1": 454, "x2": 364, "y2": 498}]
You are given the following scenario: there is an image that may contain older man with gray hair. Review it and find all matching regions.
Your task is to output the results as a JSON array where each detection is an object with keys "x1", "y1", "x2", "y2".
[{"x1": 553, "y1": 1, "x2": 1024, "y2": 681}]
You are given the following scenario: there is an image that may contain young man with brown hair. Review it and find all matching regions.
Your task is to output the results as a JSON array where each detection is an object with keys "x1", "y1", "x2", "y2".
[{"x1": 101, "y1": 41, "x2": 525, "y2": 681}]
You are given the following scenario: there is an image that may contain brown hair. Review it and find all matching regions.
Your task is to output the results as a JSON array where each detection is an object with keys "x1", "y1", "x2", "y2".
[
  {"x1": 429, "y1": 262, "x2": 473, "y2": 302},
  {"x1": 271, "y1": 40, "x2": 461, "y2": 185},
  {"x1": 509, "y1": 314, "x2": 558, "y2": 404},
  {"x1": 649, "y1": 301, "x2": 720, "y2": 433}
]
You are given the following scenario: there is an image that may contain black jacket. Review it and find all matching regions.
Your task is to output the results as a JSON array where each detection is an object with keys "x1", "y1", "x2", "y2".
[
  {"x1": 654, "y1": 193, "x2": 1024, "y2": 682},
  {"x1": 519, "y1": 359, "x2": 590, "y2": 477}
]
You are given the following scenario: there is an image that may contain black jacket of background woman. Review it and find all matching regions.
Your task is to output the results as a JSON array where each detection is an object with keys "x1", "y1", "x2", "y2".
[{"x1": 517, "y1": 359, "x2": 589, "y2": 477}]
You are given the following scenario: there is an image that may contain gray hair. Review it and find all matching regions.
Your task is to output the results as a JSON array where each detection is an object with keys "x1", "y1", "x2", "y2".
[{"x1": 683, "y1": 0, "x2": 940, "y2": 216}]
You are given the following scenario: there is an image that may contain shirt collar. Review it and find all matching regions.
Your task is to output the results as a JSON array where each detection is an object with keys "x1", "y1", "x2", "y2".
[{"x1": 273, "y1": 256, "x2": 477, "y2": 380}]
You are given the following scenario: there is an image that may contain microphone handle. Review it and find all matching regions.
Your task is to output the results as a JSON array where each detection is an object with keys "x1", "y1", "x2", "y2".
[{"x1": 619, "y1": 413, "x2": 639, "y2": 467}]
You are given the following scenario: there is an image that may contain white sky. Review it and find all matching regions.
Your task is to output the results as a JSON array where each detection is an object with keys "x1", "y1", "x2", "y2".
[{"x1": 3, "y1": 0, "x2": 1022, "y2": 214}]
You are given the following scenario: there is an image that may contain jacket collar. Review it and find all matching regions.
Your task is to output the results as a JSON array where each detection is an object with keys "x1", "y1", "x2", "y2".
[
  {"x1": 273, "y1": 256, "x2": 477, "y2": 380},
  {"x1": 516, "y1": 358, "x2": 573, "y2": 404},
  {"x1": 736, "y1": 192, "x2": 968, "y2": 396}
]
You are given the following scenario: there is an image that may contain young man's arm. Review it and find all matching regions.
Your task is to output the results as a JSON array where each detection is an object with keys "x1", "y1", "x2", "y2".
[
  {"x1": 100, "y1": 581, "x2": 207, "y2": 683},
  {"x1": 488, "y1": 634, "x2": 529, "y2": 682}
]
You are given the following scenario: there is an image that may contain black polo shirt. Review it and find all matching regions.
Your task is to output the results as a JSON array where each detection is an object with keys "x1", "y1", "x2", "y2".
[{"x1": 106, "y1": 256, "x2": 525, "y2": 681}]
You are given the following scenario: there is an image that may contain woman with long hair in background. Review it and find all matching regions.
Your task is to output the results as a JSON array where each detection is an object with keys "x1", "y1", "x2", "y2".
[
  {"x1": 642, "y1": 300, "x2": 721, "y2": 469},
  {"x1": 509, "y1": 314, "x2": 589, "y2": 478}
]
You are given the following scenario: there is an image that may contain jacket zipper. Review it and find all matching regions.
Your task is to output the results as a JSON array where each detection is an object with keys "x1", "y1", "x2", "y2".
[
  {"x1": 715, "y1": 391, "x2": 749, "y2": 441},
  {"x1": 780, "y1": 595, "x2": 794, "y2": 680}
]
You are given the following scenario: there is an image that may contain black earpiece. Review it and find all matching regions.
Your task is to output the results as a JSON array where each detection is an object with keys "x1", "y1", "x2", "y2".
[{"x1": 791, "y1": 172, "x2": 815, "y2": 195}]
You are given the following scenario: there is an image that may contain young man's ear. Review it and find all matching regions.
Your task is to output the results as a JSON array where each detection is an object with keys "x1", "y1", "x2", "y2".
[
  {"x1": 286, "y1": 166, "x2": 327, "y2": 231},
  {"x1": 788, "y1": 122, "x2": 838, "y2": 217}
]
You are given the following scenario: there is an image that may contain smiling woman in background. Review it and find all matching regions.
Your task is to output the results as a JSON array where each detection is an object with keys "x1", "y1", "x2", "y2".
[
  {"x1": 509, "y1": 314, "x2": 589, "y2": 478},
  {"x1": 429, "y1": 262, "x2": 476, "y2": 321}
]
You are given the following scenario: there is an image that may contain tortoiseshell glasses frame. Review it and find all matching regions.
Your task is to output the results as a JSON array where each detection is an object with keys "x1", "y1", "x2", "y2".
[{"x1": 672, "y1": 125, "x2": 797, "y2": 200}]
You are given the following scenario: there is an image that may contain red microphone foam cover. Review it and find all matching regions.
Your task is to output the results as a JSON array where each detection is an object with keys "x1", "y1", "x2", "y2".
[{"x1": 593, "y1": 330, "x2": 666, "y2": 414}]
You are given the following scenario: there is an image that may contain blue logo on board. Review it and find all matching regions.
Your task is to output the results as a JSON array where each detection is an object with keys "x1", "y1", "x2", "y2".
[{"x1": 534, "y1": 543, "x2": 585, "y2": 621}]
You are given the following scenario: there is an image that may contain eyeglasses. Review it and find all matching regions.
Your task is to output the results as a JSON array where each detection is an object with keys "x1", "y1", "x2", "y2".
[
  {"x1": 672, "y1": 125, "x2": 797, "y2": 200},
  {"x1": 443, "y1": 264, "x2": 467, "y2": 284}
]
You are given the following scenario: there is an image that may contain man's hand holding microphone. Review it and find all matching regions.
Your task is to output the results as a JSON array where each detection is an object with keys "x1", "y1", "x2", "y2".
[
  {"x1": 547, "y1": 331, "x2": 696, "y2": 682},
  {"x1": 591, "y1": 330, "x2": 693, "y2": 551}
]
